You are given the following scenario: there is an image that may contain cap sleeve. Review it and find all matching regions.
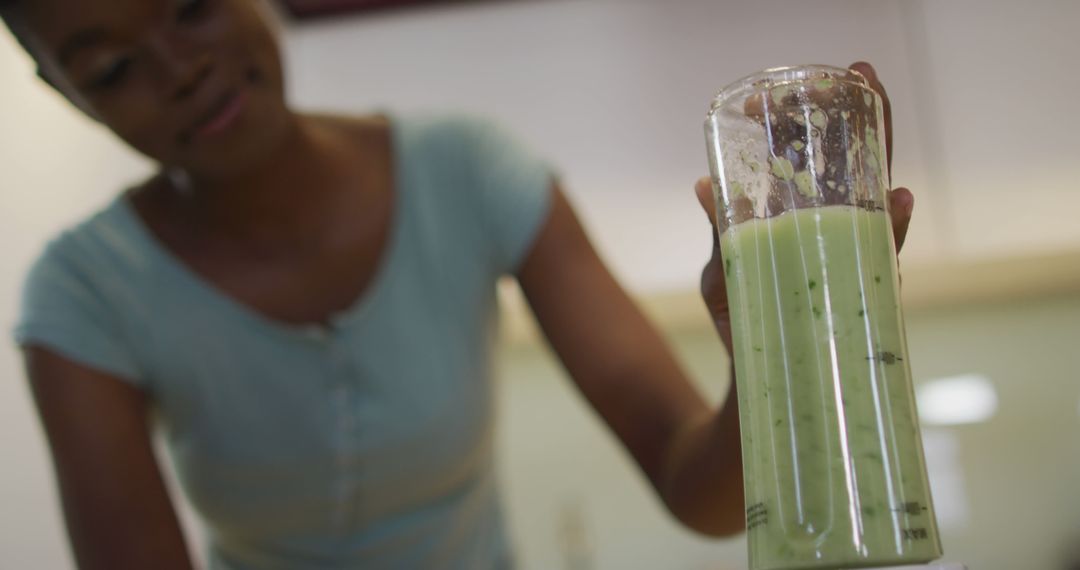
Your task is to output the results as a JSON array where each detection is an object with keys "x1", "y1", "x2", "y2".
[
  {"x1": 14, "y1": 237, "x2": 144, "y2": 386},
  {"x1": 465, "y1": 118, "x2": 556, "y2": 275}
]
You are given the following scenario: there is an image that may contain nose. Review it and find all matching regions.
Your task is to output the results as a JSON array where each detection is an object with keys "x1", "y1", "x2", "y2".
[
  {"x1": 171, "y1": 52, "x2": 214, "y2": 102},
  {"x1": 146, "y1": 33, "x2": 216, "y2": 102}
]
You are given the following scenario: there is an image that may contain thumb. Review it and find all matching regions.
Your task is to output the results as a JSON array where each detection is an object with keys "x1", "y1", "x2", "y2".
[
  {"x1": 695, "y1": 177, "x2": 719, "y2": 227},
  {"x1": 695, "y1": 177, "x2": 721, "y2": 251},
  {"x1": 888, "y1": 187, "x2": 914, "y2": 252}
]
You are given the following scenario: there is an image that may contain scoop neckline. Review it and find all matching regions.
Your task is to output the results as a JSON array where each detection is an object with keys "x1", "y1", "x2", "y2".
[{"x1": 113, "y1": 114, "x2": 408, "y2": 342}]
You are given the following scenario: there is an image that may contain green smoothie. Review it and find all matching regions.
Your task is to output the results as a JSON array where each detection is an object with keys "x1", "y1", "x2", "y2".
[{"x1": 721, "y1": 205, "x2": 942, "y2": 569}]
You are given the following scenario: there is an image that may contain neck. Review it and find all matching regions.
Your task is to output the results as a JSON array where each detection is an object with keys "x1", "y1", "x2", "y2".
[{"x1": 169, "y1": 113, "x2": 343, "y2": 242}]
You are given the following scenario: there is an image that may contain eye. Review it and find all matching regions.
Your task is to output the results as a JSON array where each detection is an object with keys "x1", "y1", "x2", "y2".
[
  {"x1": 88, "y1": 57, "x2": 133, "y2": 90},
  {"x1": 176, "y1": 0, "x2": 211, "y2": 23}
]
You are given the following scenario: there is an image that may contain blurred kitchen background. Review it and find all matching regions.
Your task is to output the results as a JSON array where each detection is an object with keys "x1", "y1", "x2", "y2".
[{"x1": 2, "y1": 0, "x2": 1078, "y2": 568}]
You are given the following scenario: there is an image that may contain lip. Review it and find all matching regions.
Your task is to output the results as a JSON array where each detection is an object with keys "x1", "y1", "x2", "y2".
[{"x1": 192, "y1": 89, "x2": 250, "y2": 139}]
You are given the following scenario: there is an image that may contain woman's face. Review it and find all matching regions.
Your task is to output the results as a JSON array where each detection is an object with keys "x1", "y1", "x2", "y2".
[{"x1": 22, "y1": 0, "x2": 292, "y2": 176}]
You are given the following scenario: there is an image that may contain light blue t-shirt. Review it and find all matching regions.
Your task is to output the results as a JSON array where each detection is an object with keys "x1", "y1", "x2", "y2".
[{"x1": 14, "y1": 115, "x2": 554, "y2": 569}]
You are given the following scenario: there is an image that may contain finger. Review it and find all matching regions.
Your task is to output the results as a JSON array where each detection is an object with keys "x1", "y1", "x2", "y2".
[
  {"x1": 888, "y1": 187, "x2": 914, "y2": 252},
  {"x1": 849, "y1": 61, "x2": 893, "y2": 176},
  {"x1": 695, "y1": 177, "x2": 721, "y2": 250},
  {"x1": 695, "y1": 177, "x2": 719, "y2": 225}
]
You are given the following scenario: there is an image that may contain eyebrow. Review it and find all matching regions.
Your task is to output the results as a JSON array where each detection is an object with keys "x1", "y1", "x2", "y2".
[{"x1": 58, "y1": 28, "x2": 109, "y2": 66}]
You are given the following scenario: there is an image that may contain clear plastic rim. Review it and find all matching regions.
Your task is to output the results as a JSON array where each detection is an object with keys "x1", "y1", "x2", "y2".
[{"x1": 707, "y1": 64, "x2": 872, "y2": 116}]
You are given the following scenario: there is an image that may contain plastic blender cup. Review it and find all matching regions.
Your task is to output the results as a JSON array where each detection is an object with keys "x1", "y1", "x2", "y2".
[{"x1": 704, "y1": 65, "x2": 943, "y2": 569}]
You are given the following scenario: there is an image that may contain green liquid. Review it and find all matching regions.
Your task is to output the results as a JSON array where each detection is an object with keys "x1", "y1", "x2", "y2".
[{"x1": 721, "y1": 206, "x2": 942, "y2": 569}]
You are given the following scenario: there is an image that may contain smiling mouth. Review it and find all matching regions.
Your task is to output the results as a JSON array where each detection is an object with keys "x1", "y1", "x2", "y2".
[{"x1": 190, "y1": 89, "x2": 250, "y2": 140}]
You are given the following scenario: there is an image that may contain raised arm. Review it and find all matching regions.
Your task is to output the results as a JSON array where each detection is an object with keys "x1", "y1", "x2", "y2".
[
  {"x1": 516, "y1": 186, "x2": 745, "y2": 536},
  {"x1": 23, "y1": 347, "x2": 194, "y2": 570}
]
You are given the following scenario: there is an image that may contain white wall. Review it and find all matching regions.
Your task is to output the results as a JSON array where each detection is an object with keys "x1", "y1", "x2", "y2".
[
  {"x1": 283, "y1": 0, "x2": 944, "y2": 289},
  {"x1": 2, "y1": 0, "x2": 1078, "y2": 568},
  {"x1": 900, "y1": 0, "x2": 1080, "y2": 260}
]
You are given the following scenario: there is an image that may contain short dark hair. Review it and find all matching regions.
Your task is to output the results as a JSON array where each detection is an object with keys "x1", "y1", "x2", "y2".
[{"x1": 1, "y1": 0, "x2": 35, "y2": 59}]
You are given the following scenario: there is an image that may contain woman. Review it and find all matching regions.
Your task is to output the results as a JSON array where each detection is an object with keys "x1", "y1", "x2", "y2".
[{"x1": 3, "y1": 0, "x2": 914, "y2": 567}]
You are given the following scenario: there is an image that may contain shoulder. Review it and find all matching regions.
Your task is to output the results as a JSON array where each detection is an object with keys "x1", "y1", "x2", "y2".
[
  {"x1": 31, "y1": 201, "x2": 127, "y2": 270},
  {"x1": 390, "y1": 112, "x2": 505, "y2": 159},
  {"x1": 314, "y1": 110, "x2": 511, "y2": 162},
  {"x1": 22, "y1": 196, "x2": 152, "y2": 309},
  {"x1": 16, "y1": 197, "x2": 153, "y2": 383},
  {"x1": 313, "y1": 112, "x2": 392, "y2": 149},
  {"x1": 313, "y1": 111, "x2": 484, "y2": 146}
]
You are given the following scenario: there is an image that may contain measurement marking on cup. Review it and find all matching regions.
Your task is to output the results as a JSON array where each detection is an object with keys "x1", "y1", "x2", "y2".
[
  {"x1": 854, "y1": 197, "x2": 882, "y2": 211},
  {"x1": 902, "y1": 528, "x2": 930, "y2": 541},
  {"x1": 892, "y1": 502, "x2": 928, "y2": 516},
  {"x1": 745, "y1": 502, "x2": 769, "y2": 530},
  {"x1": 866, "y1": 351, "x2": 903, "y2": 365}
]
